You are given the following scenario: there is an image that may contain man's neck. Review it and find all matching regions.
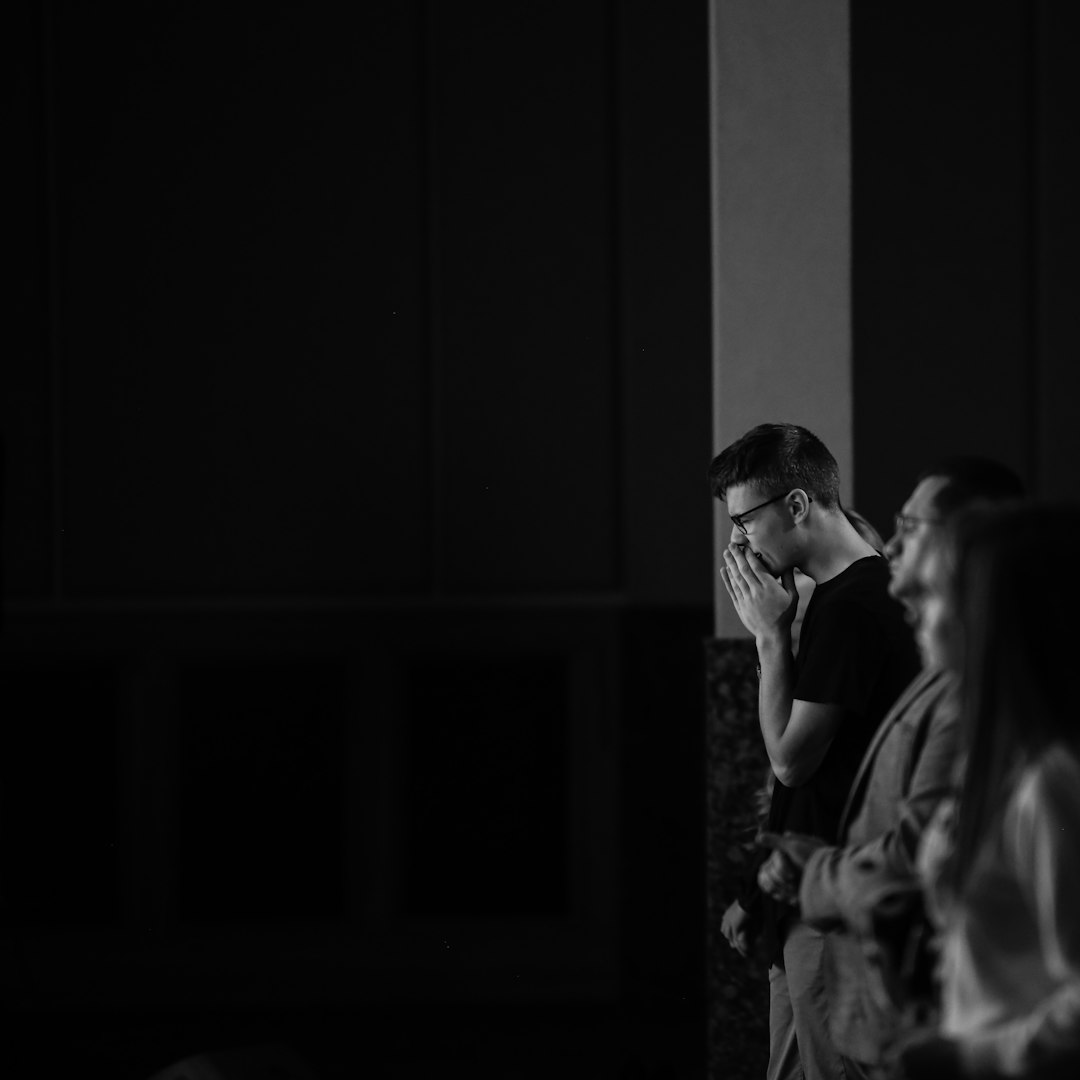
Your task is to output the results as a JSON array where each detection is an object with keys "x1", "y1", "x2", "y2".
[{"x1": 798, "y1": 518, "x2": 880, "y2": 584}]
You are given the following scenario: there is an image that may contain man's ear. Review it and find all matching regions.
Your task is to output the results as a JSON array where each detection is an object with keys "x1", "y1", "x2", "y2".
[{"x1": 787, "y1": 489, "x2": 812, "y2": 523}]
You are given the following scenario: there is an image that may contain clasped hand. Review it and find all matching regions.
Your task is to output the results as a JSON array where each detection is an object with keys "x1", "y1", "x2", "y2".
[
  {"x1": 756, "y1": 831, "x2": 825, "y2": 906},
  {"x1": 720, "y1": 544, "x2": 797, "y2": 641}
]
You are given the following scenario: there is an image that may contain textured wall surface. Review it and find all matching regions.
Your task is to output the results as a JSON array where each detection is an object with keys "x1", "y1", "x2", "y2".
[{"x1": 705, "y1": 637, "x2": 770, "y2": 1079}]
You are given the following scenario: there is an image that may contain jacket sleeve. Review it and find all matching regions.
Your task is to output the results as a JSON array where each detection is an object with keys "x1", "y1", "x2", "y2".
[{"x1": 798, "y1": 696, "x2": 960, "y2": 931}]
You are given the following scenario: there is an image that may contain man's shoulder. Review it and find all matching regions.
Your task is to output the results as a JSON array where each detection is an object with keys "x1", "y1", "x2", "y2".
[
  {"x1": 809, "y1": 559, "x2": 891, "y2": 622},
  {"x1": 829, "y1": 555, "x2": 891, "y2": 595},
  {"x1": 799, "y1": 556, "x2": 921, "y2": 691},
  {"x1": 814, "y1": 557, "x2": 905, "y2": 625}
]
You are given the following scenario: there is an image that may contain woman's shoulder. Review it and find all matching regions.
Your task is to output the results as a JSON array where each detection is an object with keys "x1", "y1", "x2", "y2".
[{"x1": 1013, "y1": 742, "x2": 1080, "y2": 830}]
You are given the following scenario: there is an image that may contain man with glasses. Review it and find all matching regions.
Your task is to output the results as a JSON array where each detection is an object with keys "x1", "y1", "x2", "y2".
[
  {"x1": 883, "y1": 459, "x2": 1025, "y2": 622},
  {"x1": 754, "y1": 456, "x2": 1024, "y2": 1076},
  {"x1": 710, "y1": 423, "x2": 920, "y2": 1080}
]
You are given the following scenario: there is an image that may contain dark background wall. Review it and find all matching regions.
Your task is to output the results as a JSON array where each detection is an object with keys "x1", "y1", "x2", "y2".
[
  {"x1": 851, "y1": 1, "x2": 1080, "y2": 526},
  {"x1": 5, "y1": 2, "x2": 1080, "y2": 1078},
  {"x1": 5, "y1": 2, "x2": 712, "y2": 1078}
]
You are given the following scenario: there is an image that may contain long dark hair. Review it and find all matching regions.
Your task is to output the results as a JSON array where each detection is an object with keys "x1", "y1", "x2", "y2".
[{"x1": 948, "y1": 503, "x2": 1080, "y2": 897}]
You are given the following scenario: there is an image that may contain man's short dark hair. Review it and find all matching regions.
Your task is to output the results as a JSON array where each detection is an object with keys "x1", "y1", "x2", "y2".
[
  {"x1": 708, "y1": 423, "x2": 841, "y2": 510},
  {"x1": 917, "y1": 457, "x2": 1026, "y2": 520}
]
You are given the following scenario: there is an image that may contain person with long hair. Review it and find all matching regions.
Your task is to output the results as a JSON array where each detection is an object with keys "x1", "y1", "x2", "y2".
[
  {"x1": 753, "y1": 461, "x2": 1024, "y2": 1074},
  {"x1": 903, "y1": 504, "x2": 1080, "y2": 1078}
]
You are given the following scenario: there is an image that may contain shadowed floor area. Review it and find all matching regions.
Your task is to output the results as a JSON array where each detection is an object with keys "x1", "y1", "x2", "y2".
[{"x1": 8, "y1": 1004, "x2": 708, "y2": 1080}]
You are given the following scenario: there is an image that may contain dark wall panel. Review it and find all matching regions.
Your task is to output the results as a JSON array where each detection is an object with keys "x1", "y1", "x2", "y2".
[
  {"x1": 1035, "y1": 3, "x2": 1080, "y2": 501},
  {"x1": 434, "y1": 3, "x2": 618, "y2": 592},
  {"x1": 53, "y1": 3, "x2": 430, "y2": 596},
  {"x1": 5, "y1": 4, "x2": 711, "y2": 1073},
  {"x1": 0, "y1": 663, "x2": 122, "y2": 923},
  {"x1": 852, "y1": 5, "x2": 1032, "y2": 528},
  {"x1": 5, "y1": 0, "x2": 53, "y2": 599},
  {"x1": 401, "y1": 652, "x2": 569, "y2": 916},
  {"x1": 8, "y1": 0, "x2": 713, "y2": 606},
  {"x1": 177, "y1": 658, "x2": 348, "y2": 921},
  {"x1": 620, "y1": 0, "x2": 712, "y2": 606}
]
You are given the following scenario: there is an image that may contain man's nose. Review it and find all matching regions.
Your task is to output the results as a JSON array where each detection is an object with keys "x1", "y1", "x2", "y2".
[
  {"x1": 883, "y1": 533, "x2": 902, "y2": 560},
  {"x1": 729, "y1": 523, "x2": 743, "y2": 545}
]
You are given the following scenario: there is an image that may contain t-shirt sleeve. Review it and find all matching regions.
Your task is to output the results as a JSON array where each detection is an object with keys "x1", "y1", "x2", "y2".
[{"x1": 793, "y1": 601, "x2": 885, "y2": 717}]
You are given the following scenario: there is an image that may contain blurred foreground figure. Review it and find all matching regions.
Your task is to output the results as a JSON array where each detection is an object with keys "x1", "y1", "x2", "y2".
[
  {"x1": 757, "y1": 458, "x2": 1024, "y2": 1076},
  {"x1": 902, "y1": 504, "x2": 1080, "y2": 1079}
]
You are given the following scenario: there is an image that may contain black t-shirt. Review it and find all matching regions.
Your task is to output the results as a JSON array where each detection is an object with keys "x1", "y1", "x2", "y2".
[
  {"x1": 770, "y1": 555, "x2": 921, "y2": 842},
  {"x1": 744, "y1": 555, "x2": 921, "y2": 956}
]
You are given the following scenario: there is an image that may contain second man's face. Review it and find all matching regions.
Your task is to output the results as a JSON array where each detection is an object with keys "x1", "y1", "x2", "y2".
[
  {"x1": 884, "y1": 475, "x2": 949, "y2": 618},
  {"x1": 913, "y1": 546, "x2": 960, "y2": 672}
]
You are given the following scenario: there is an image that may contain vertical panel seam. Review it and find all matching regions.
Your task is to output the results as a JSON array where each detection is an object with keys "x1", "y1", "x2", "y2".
[
  {"x1": 420, "y1": 0, "x2": 444, "y2": 595},
  {"x1": 608, "y1": 0, "x2": 626, "y2": 594},
  {"x1": 42, "y1": 0, "x2": 63, "y2": 601},
  {"x1": 1026, "y1": 0, "x2": 1042, "y2": 496}
]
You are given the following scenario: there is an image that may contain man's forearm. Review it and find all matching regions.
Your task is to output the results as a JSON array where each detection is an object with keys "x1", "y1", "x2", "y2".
[{"x1": 757, "y1": 632, "x2": 796, "y2": 776}]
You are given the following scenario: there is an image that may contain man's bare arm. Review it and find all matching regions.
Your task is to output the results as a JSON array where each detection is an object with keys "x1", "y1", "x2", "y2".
[
  {"x1": 757, "y1": 632, "x2": 845, "y2": 786},
  {"x1": 721, "y1": 543, "x2": 845, "y2": 787}
]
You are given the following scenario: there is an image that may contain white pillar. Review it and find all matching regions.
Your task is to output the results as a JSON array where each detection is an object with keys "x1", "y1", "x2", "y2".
[{"x1": 709, "y1": 0, "x2": 851, "y2": 637}]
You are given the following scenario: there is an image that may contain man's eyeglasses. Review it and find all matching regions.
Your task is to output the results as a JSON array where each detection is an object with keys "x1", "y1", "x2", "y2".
[
  {"x1": 730, "y1": 491, "x2": 809, "y2": 534},
  {"x1": 892, "y1": 513, "x2": 941, "y2": 537}
]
